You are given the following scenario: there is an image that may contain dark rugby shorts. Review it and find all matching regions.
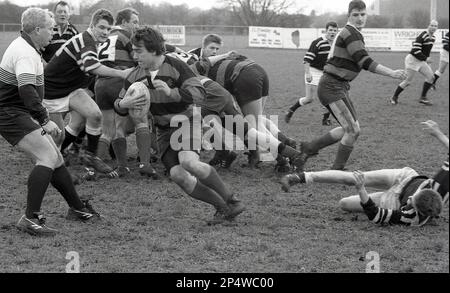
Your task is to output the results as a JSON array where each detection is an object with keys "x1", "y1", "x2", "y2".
[
  {"x1": 0, "y1": 107, "x2": 41, "y2": 146},
  {"x1": 95, "y1": 77, "x2": 124, "y2": 110},
  {"x1": 318, "y1": 72, "x2": 357, "y2": 122},
  {"x1": 233, "y1": 64, "x2": 269, "y2": 107}
]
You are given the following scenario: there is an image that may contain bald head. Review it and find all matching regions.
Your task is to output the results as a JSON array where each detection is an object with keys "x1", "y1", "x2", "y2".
[{"x1": 428, "y1": 20, "x2": 438, "y2": 34}]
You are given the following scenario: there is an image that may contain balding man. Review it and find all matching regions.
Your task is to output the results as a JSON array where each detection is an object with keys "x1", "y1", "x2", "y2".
[
  {"x1": 0, "y1": 8, "x2": 99, "y2": 236},
  {"x1": 391, "y1": 20, "x2": 439, "y2": 106}
]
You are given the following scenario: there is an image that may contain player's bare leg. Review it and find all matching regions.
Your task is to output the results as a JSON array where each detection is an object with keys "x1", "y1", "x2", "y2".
[
  {"x1": 419, "y1": 63, "x2": 437, "y2": 105},
  {"x1": 391, "y1": 68, "x2": 416, "y2": 105}
]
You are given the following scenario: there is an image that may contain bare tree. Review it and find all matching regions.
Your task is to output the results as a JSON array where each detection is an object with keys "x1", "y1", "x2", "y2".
[{"x1": 222, "y1": 0, "x2": 294, "y2": 26}]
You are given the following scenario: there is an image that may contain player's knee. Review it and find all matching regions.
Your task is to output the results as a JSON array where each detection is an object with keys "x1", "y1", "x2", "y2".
[
  {"x1": 180, "y1": 160, "x2": 205, "y2": 177},
  {"x1": 89, "y1": 110, "x2": 103, "y2": 126},
  {"x1": 170, "y1": 166, "x2": 195, "y2": 190}
]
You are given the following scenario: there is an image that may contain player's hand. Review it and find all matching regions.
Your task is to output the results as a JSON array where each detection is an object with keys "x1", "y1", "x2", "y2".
[
  {"x1": 226, "y1": 50, "x2": 238, "y2": 58},
  {"x1": 305, "y1": 72, "x2": 312, "y2": 83},
  {"x1": 153, "y1": 80, "x2": 171, "y2": 96},
  {"x1": 42, "y1": 120, "x2": 62, "y2": 138},
  {"x1": 353, "y1": 170, "x2": 365, "y2": 190},
  {"x1": 421, "y1": 120, "x2": 442, "y2": 137},
  {"x1": 391, "y1": 69, "x2": 407, "y2": 80}
]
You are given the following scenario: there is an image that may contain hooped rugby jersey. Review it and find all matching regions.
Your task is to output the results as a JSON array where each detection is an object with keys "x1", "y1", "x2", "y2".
[
  {"x1": 97, "y1": 27, "x2": 136, "y2": 69},
  {"x1": 304, "y1": 36, "x2": 331, "y2": 71},
  {"x1": 42, "y1": 23, "x2": 79, "y2": 62},
  {"x1": 409, "y1": 31, "x2": 436, "y2": 61},
  {"x1": 44, "y1": 29, "x2": 101, "y2": 99}
]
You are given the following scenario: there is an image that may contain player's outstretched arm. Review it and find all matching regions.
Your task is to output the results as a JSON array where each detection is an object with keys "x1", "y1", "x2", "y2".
[
  {"x1": 90, "y1": 64, "x2": 130, "y2": 79},
  {"x1": 421, "y1": 120, "x2": 449, "y2": 150},
  {"x1": 373, "y1": 64, "x2": 407, "y2": 80},
  {"x1": 354, "y1": 171, "x2": 369, "y2": 204}
]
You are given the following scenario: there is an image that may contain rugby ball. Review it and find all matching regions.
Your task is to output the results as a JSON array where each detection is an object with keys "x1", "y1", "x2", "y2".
[{"x1": 122, "y1": 81, "x2": 151, "y2": 118}]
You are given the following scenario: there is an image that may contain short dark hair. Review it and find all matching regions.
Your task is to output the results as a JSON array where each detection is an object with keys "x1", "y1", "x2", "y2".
[
  {"x1": 90, "y1": 9, "x2": 114, "y2": 27},
  {"x1": 53, "y1": 1, "x2": 69, "y2": 12},
  {"x1": 414, "y1": 189, "x2": 443, "y2": 217},
  {"x1": 202, "y1": 34, "x2": 223, "y2": 48},
  {"x1": 131, "y1": 26, "x2": 166, "y2": 55},
  {"x1": 115, "y1": 8, "x2": 139, "y2": 26},
  {"x1": 348, "y1": 0, "x2": 366, "y2": 15},
  {"x1": 325, "y1": 21, "x2": 338, "y2": 30}
]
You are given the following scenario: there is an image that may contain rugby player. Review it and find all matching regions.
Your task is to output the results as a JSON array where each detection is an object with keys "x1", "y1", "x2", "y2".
[
  {"x1": 93, "y1": 8, "x2": 158, "y2": 178},
  {"x1": 42, "y1": 1, "x2": 79, "y2": 63},
  {"x1": 292, "y1": 0, "x2": 406, "y2": 171},
  {"x1": 0, "y1": 8, "x2": 99, "y2": 236},
  {"x1": 281, "y1": 120, "x2": 448, "y2": 227},
  {"x1": 391, "y1": 20, "x2": 439, "y2": 106},
  {"x1": 188, "y1": 34, "x2": 223, "y2": 59},
  {"x1": 114, "y1": 26, "x2": 245, "y2": 224},
  {"x1": 43, "y1": 9, "x2": 130, "y2": 175},
  {"x1": 284, "y1": 21, "x2": 338, "y2": 126}
]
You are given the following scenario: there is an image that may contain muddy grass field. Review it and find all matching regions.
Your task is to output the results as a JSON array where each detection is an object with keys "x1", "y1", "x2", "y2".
[{"x1": 0, "y1": 33, "x2": 449, "y2": 273}]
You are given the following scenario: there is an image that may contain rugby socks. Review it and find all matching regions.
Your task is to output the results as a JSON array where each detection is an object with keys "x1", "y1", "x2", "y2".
[
  {"x1": 26, "y1": 166, "x2": 53, "y2": 218},
  {"x1": 432, "y1": 72, "x2": 441, "y2": 85},
  {"x1": 76, "y1": 128, "x2": 86, "y2": 144},
  {"x1": 136, "y1": 126, "x2": 151, "y2": 166},
  {"x1": 393, "y1": 85, "x2": 405, "y2": 99},
  {"x1": 86, "y1": 133, "x2": 100, "y2": 155},
  {"x1": 421, "y1": 82, "x2": 433, "y2": 98},
  {"x1": 189, "y1": 181, "x2": 228, "y2": 210},
  {"x1": 50, "y1": 165, "x2": 83, "y2": 210},
  {"x1": 96, "y1": 137, "x2": 110, "y2": 161},
  {"x1": 111, "y1": 138, "x2": 128, "y2": 167},
  {"x1": 289, "y1": 101, "x2": 301, "y2": 112},
  {"x1": 200, "y1": 167, "x2": 233, "y2": 202},
  {"x1": 304, "y1": 132, "x2": 339, "y2": 154},
  {"x1": 331, "y1": 143, "x2": 354, "y2": 170},
  {"x1": 278, "y1": 143, "x2": 299, "y2": 160},
  {"x1": 61, "y1": 128, "x2": 78, "y2": 152}
]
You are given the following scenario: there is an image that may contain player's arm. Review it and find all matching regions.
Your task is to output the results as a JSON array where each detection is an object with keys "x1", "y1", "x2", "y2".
[
  {"x1": 154, "y1": 61, "x2": 206, "y2": 105},
  {"x1": 344, "y1": 31, "x2": 405, "y2": 79},
  {"x1": 165, "y1": 44, "x2": 186, "y2": 54},
  {"x1": 411, "y1": 32, "x2": 427, "y2": 61},
  {"x1": 208, "y1": 51, "x2": 238, "y2": 66},
  {"x1": 354, "y1": 171, "x2": 415, "y2": 226},
  {"x1": 421, "y1": 120, "x2": 449, "y2": 150},
  {"x1": 303, "y1": 41, "x2": 316, "y2": 79},
  {"x1": 15, "y1": 58, "x2": 48, "y2": 126},
  {"x1": 90, "y1": 65, "x2": 129, "y2": 79}
]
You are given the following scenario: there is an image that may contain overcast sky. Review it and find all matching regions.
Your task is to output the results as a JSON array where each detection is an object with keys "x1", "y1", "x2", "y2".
[{"x1": 5, "y1": 0, "x2": 376, "y2": 14}]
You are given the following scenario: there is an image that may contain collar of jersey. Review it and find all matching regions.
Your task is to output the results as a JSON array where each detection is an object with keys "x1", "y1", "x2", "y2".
[{"x1": 20, "y1": 31, "x2": 42, "y2": 56}]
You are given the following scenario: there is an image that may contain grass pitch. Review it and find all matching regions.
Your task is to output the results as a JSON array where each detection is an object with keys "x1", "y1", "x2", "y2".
[{"x1": 0, "y1": 32, "x2": 448, "y2": 273}]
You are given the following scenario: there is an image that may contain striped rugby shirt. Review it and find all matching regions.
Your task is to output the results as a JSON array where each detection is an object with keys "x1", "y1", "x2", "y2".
[
  {"x1": 98, "y1": 27, "x2": 135, "y2": 69},
  {"x1": 0, "y1": 33, "x2": 48, "y2": 124},
  {"x1": 118, "y1": 55, "x2": 206, "y2": 128},
  {"x1": 443, "y1": 32, "x2": 449, "y2": 52},
  {"x1": 304, "y1": 36, "x2": 331, "y2": 71},
  {"x1": 409, "y1": 31, "x2": 436, "y2": 61},
  {"x1": 190, "y1": 54, "x2": 256, "y2": 94},
  {"x1": 42, "y1": 23, "x2": 79, "y2": 62},
  {"x1": 324, "y1": 24, "x2": 378, "y2": 82},
  {"x1": 44, "y1": 29, "x2": 101, "y2": 100},
  {"x1": 361, "y1": 159, "x2": 449, "y2": 227}
]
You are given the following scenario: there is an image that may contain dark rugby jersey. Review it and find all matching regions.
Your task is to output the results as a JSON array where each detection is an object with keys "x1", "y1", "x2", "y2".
[
  {"x1": 191, "y1": 54, "x2": 256, "y2": 95},
  {"x1": 118, "y1": 55, "x2": 206, "y2": 128},
  {"x1": 98, "y1": 27, "x2": 135, "y2": 69},
  {"x1": 304, "y1": 36, "x2": 331, "y2": 71},
  {"x1": 42, "y1": 23, "x2": 79, "y2": 62},
  {"x1": 44, "y1": 30, "x2": 101, "y2": 99},
  {"x1": 362, "y1": 158, "x2": 449, "y2": 226},
  {"x1": 410, "y1": 31, "x2": 436, "y2": 61},
  {"x1": 443, "y1": 32, "x2": 449, "y2": 52},
  {"x1": 324, "y1": 24, "x2": 378, "y2": 81},
  {"x1": 0, "y1": 33, "x2": 47, "y2": 123}
]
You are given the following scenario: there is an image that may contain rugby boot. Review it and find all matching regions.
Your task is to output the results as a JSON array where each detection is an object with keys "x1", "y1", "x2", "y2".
[
  {"x1": 139, "y1": 164, "x2": 159, "y2": 179},
  {"x1": 16, "y1": 214, "x2": 57, "y2": 236},
  {"x1": 280, "y1": 172, "x2": 306, "y2": 192}
]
